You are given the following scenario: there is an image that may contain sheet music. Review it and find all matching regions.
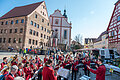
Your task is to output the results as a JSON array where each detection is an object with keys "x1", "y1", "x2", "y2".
[
  {"x1": 57, "y1": 67, "x2": 70, "y2": 78},
  {"x1": 79, "y1": 75, "x2": 90, "y2": 80}
]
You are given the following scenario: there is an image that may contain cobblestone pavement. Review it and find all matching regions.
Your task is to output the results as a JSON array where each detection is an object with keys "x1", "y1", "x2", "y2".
[{"x1": 68, "y1": 68, "x2": 120, "y2": 80}]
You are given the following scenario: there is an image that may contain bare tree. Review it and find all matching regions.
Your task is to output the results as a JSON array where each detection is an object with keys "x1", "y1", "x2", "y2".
[{"x1": 74, "y1": 34, "x2": 83, "y2": 44}]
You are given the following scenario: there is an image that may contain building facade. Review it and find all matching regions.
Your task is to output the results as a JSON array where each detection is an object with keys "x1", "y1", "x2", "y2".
[
  {"x1": 84, "y1": 38, "x2": 96, "y2": 49},
  {"x1": 49, "y1": 9, "x2": 72, "y2": 48},
  {"x1": 94, "y1": 31, "x2": 108, "y2": 49},
  {"x1": 107, "y1": 0, "x2": 120, "y2": 53},
  {"x1": 0, "y1": 1, "x2": 51, "y2": 50}
]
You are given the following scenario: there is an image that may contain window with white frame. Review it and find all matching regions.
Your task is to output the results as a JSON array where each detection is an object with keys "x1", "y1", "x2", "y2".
[{"x1": 64, "y1": 30, "x2": 67, "y2": 39}]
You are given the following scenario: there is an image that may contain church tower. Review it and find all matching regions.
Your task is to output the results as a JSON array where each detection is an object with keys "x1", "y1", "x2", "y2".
[{"x1": 49, "y1": 9, "x2": 72, "y2": 49}]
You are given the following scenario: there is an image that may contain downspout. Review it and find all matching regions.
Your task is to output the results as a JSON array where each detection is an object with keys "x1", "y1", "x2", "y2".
[{"x1": 22, "y1": 16, "x2": 27, "y2": 49}]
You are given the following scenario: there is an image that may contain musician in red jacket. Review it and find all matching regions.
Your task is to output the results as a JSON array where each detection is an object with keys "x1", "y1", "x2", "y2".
[
  {"x1": 44, "y1": 55, "x2": 48, "y2": 63},
  {"x1": 35, "y1": 55, "x2": 40, "y2": 63},
  {"x1": 5, "y1": 65, "x2": 18, "y2": 80},
  {"x1": 42, "y1": 59, "x2": 57, "y2": 80},
  {"x1": 11, "y1": 57, "x2": 18, "y2": 66},
  {"x1": 30, "y1": 59, "x2": 38, "y2": 72},
  {"x1": 22, "y1": 55, "x2": 28, "y2": 63},
  {"x1": 1, "y1": 57, "x2": 8, "y2": 75},
  {"x1": 82, "y1": 57, "x2": 91, "y2": 76},
  {"x1": 1, "y1": 57, "x2": 8, "y2": 69},
  {"x1": 24, "y1": 62, "x2": 32, "y2": 80},
  {"x1": 15, "y1": 63, "x2": 24, "y2": 77},
  {"x1": 87, "y1": 59, "x2": 106, "y2": 80},
  {"x1": 72, "y1": 57, "x2": 79, "y2": 80}
]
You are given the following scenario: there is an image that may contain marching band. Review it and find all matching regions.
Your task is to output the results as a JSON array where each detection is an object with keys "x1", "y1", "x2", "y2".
[{"x1": 0, "y1": 52, "x2": 106, "y2": 80}]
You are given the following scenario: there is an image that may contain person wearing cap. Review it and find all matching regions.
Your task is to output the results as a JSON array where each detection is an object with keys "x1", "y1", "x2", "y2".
[{"x1": 5, "y1": 65, "x2": 18, "y2": 80}]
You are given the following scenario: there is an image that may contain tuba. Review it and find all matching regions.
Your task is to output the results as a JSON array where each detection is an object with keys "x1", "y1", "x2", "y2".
[{"x1": 0, "y1": 56, "x2": 14, "y2": 74}]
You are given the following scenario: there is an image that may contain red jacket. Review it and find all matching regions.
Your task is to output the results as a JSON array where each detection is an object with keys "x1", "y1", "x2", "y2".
[
  {"x1": 22, "y1": 59, "x2": 27, "y2": 63},
  {"x1": 5, "y1": 73, "x2": 14, "y2": 80},
  {"x1": 24, "y1": 67, "x2": 32, "y2": 80},
  {"x1": 15, "y1": 69, "x2": 24, "y2": 77},
  {"x1": 17, "y1": 69, "x2": 24, "y2": 77},
  {"x1": 1, "y1": 62, "x2": 6, "y2": 69},
  {"x1": 44, "y1": 58, "x2": 48, "y2": 63},
  {"x1": 38, "y1": 63, "x2": 43, "y2": 68},
  {"x1": 89, "y1": 65, "x2": 106, "y2": 80},
  {"x1": 59, "y1": 56, "x2": 64, "y2": 61},
  {"x1": 73, "y1": 61, "x2": 79, "y2": 71},
  {"x1": 30, "y1": 63, "x2": 38, "y2": 70},
  {"x1": 1, "y1": 62, "x2": 8, "y2": 75},
  {"x1": 35, "y1": 57, "x2": 40, "y2": 62},
  {"x1": 11, "y1": 62, "x2": 18, "y2": 66},
  {"x1": 42, "y1": 66, "x2": 57, "y2": 80},
  {"x1": 84, "y1": 60, "x2": 91, "y2": 66},
  {"x1": 83, "y1": 60, "x2": 91, "y2": 70}
]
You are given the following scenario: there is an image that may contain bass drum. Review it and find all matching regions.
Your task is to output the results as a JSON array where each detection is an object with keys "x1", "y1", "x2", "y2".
[{"x1": 14, "y1": 77, "x2": 25, "y2": 80}]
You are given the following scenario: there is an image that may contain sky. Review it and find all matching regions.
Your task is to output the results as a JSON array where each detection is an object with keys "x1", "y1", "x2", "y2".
[{"x1": 0, "y1": 0, "x2": 118, "y2": 43}]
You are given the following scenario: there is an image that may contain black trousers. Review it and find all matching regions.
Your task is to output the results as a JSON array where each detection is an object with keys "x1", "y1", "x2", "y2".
[
  {"x1": 84, "y1": 69, "x2": 90, "y2": 76},
  {"x1": 72, "y1": 69, "x2": 78, "y2": 80}
]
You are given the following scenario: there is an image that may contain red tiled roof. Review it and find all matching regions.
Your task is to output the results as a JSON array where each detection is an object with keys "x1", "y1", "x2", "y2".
[{"x1": 0, "y1": 1, "x2": 43, "y2": 19}]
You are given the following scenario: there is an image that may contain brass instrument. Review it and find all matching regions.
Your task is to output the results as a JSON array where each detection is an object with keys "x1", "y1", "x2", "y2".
[{"x1": 0, "y1": 56, "x2": 14, "y2": 74}]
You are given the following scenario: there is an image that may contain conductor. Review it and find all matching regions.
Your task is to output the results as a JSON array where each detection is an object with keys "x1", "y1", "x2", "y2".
[{"x1": 87, "y1": 59, "x2": 106, "y2": 80}]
